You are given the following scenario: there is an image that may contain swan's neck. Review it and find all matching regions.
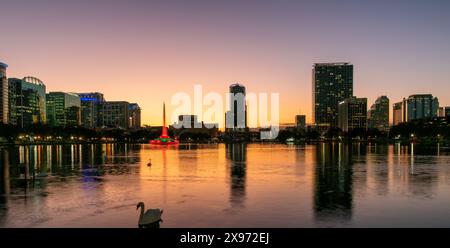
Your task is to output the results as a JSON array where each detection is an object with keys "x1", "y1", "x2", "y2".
[{"x1": 139, "y1": 204, "x2": 145, "y2": 221}]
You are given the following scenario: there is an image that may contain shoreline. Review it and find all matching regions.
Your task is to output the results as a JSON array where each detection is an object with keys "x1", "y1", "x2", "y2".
[{"x1": 0, "y1": 139, "x2": 449, "y2": 146}]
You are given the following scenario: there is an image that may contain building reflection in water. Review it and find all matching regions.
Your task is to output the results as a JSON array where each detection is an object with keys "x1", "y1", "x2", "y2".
[
  {"x1": 177, "y1": 144, "x2": 199, "y2": 176},
  {"x1": 406, "y1": 143, "x2": 439, "y2": 199},
  {"x1": 0, "y1": 142, "x2": 448, "y2": 227},
  {"x1": 0, "y1": 149, "x2": 10, "y2": 226},
  {"x1": 226, "y1": 143, "x2": 247, "y2": 209},
  {"x1": 0, "y1": 143, "x2": 141, "y2": 223},
  {"x1": 313, "y1": 143, "x2": 356, "y2": 223}
]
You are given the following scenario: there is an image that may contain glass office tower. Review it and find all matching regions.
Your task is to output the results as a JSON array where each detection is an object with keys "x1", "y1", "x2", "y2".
[
  {"x1": 225, "y1": 83, "x2": 247, "y2": 131},
  {"x1": 313, "y1": 63, "x2": 353, "y2": 130},
  {"x1": 367, "y1": 96, "x2": 389, "y2": 132},
  {"x1": 46, "y1": 92, "x2": 81, "y2": 127},
  {"x1": 8, "y1": 77, "x2": 46, "y2": 127},
  {"x1": 407, "y1": 94, "x2": 439, "y2": 121},
  {"x1": 0, "y1": 62, "x2": 8, "y2": 124},
  {"x1": 77, "y1": 92, "x2": 105, "y2": 128}
]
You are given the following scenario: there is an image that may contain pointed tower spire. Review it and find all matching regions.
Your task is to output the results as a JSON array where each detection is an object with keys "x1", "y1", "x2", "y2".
[
  {"x1": 150, "y1": 101, "x2": 178, "y2": 145},
  {"x1": 163, "y1": 102, "x2": 166, "y2": 127},
  {"x1": 162, "y1": 102, "x2": 168, "y2": 137}
]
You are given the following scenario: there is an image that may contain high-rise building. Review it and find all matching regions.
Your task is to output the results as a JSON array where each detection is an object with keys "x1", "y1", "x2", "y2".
[
  {"x1": 367, "y1": 96, "x2": 389, "y2": 132},
  {"x1": 128, "y1": 103, "x2": 141, "y2": 129},
  {"x1": 101, "y1": 101, "x2": 129, "y2": 129},
  {"x1": 438, "y1": 107, "x2": 445, "y2": 117},
  {"x1": 313, "y1": 63, "x2": 353, "y2": 129},
  {"x1": 433, "y1": 98, "x2": 439, "y2": 117},
  {"x1": 393, "y1": 98, "x2": 408, "y2": 125},
  {"x1": 338, "y1": 97, "x2": 367, "y2": 132},
  {"x1": 0, "y1": 62, "x2": 8, "y2": 124},
  {"x1": 407, "y1": 94, "x2": 439, "y2": 121},
  {"x1": 46, "y1": 92, "x2": 81, "y2": 127},
  {"x1": 295, "y1": 115, "x2": 306, "y2": 129},
  {"x1": 76, "y1": 92, "x2": 105, "y2": 128},
  {"x1": 445, "y1": 107, "x2": 450, "y2": 118},
  {"x1": 8, "y1": 77, "x2": 46, "y2": 127},
  {"x1": 393, "y1": 95, "x2": 439, "y2": 125},
  {"x1": 225, "y1": 83, "x2": 247, "y2": 132}
]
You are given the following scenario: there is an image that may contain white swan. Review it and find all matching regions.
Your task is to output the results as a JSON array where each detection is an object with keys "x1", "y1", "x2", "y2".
[{"x1": 136, "y1": 202, "x2": 163, "y2": 228}]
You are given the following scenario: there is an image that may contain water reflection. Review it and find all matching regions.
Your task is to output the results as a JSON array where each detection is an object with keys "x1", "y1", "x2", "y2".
[
  {"x1": 0, "y1": 142, "x2": 450, "y2": 227},
  {"x1": 0, "y1": 144, "x2": 141, "y2": 226},
  {"x1": 0, "y1": 149, "x2": 10, "y2": 226},
  {"x1": 177, "y1": 144, "x2": 199, "y2": 176},
  {"x1": 313, "y1": 143, "x2": 354, "y2": 223},
  {"x1": 226, "y1": 144, "x2": 247, "y2": 209}
]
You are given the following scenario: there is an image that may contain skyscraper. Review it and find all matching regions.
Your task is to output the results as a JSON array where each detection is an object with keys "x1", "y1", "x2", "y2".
[
  {"x1": 225, "y1": 83, "x2": 247, "y2": 132},
  {"x1": 338, "y1": 97, "x2": 367, "y2": 132},
  {"x1": 438, "y1": 107, "x2": 445, "y2": 117},
  {"x1": 407, "y1": 94, "x2": 439, "y2": 121},
  {"x1": 77, "y1": 92, "x2": 105, "y2": 128},
  {"x1": 433, "y1": 98, "x2": 439, "y2": 117},
  {"x1": 0, "y1": 62, "x2": 8, "y2": 124},
  {"x1": 445, "y1": 107, "x2": 450, "y2": 118},
  {"x1": 8, "y1": 77, "x2": 46, "y2": 127},
  {"x1": 46, "y1": 92, "x2": 81, "y2": 127},
  {"x1": 101, "y1": 101, "x2": 130, "y2": 129},
  {"x1": 393, "y1": 98, "x2": 407, "y2": 126},
  {"x1": 313, "y1": 63, "x2": 353, "y2": 130},
  {"x1": 128, "y1": 103, "x2": 141, "y2": 129},
  {"x1": 367, "y1": 96, "x2": 389, "y2": 132}
]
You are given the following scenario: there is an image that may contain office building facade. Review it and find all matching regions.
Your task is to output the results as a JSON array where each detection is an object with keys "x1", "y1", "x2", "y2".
[
  {"x1": 46, "y1": 92, "x2": 81, "y2": 127},
  {"x1": 77, "y1": 92, "x2": 105, "y2": 128},
  {"x1": 128, "y1": 103, "x2": 141, "y2": 129},
  {"x1": 338, "y1": 97, "x2": 367, "y2": 132},
  {"x1": 225, "y1": 83, "x2": 247, "y2": 132},
  {"x1": 438, "y1": 107, "x2": 445, "y2": 117},
  {"x1": 313, "y1": 63, "x2": 353, "y2": 129},
  {"x1": 8, "y1": 77, "x2": 47, "y2": 127},
  {"x1": 393, "y1": 98, "x2": 407, "y2": 126},
  {"x1": 407, "y1": 94, "x2": 439, "y2": 121},
  {"x1": 101, "y1": 101, "x2": 129, "y2": 129},
  {"x1": 0, "y1": 62, "x2": 8, "y2": 124},
  {"x1": 367, "y1": 96, "x2": 389, "y2": 132}
]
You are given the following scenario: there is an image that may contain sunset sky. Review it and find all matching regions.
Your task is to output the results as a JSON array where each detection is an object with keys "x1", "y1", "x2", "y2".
[{"x1": 1, "y1": 0, "x2": 450, "y2": 126}]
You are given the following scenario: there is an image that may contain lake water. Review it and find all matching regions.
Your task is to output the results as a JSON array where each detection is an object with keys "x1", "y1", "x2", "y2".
[{"x1": 1, "y1": 143, "x2": 450, "y2": 227}]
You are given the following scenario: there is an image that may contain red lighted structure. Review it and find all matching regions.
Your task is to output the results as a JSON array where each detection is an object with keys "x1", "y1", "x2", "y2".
[{"x1": 150, "y1": 102, "x2": 179, "y2": 145}]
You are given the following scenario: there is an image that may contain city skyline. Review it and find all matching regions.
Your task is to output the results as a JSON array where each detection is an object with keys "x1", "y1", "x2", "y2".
[
  {"x1": 3, "y1": 59, "x2": 447, "y2": 128},
  {"x1": 2, "y1": 0, "x2": 450, "y2": 125},
  {"x1": 2, "y1": 60, "x2": 448, "y2": 129}
]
